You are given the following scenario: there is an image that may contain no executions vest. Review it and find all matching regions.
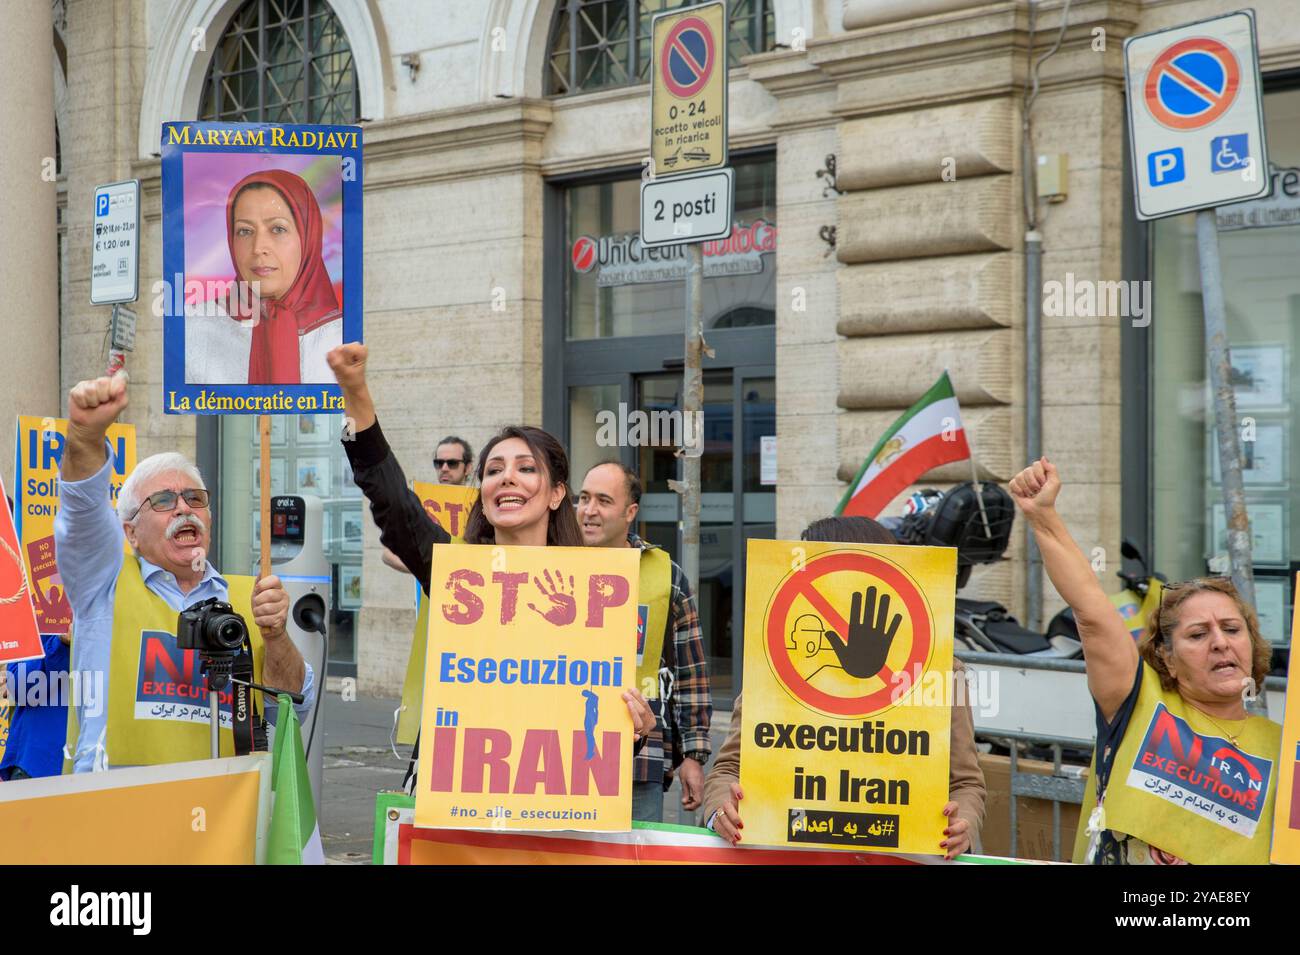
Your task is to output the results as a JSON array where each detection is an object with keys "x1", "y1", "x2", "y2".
[
  {"x1": 67, "y1": 557, "x2": 264, "y2": 767},
  {"x1": 1072, "y1": 663, "x2": 1281, "y2": 865},
  {"x1": 635, "y1": 547, "x2": 672, "y2": 701},
  {"x1": 395, "y1": 542, "x2": 674, "y2": 745}
]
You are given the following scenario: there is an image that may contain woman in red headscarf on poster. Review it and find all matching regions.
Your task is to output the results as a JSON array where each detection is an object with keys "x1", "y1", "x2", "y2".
[{"x1": 185, "y1": 169, "x2": 342, "y2": 385}]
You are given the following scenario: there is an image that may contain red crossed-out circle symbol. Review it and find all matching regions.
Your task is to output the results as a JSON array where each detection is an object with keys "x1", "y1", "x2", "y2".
[
  {"x1": 1144, "y1": 37, "x2": 1241, "y2": 130},
  {"x1": 661, "y1": 16, "x2": 715, "y2": 99},
  {"x1": 571, "y1": 236, "x2": 597, "y2": 273},
  {"x1": 764, "y1": 550, "x2": 933, "y2": 718}
]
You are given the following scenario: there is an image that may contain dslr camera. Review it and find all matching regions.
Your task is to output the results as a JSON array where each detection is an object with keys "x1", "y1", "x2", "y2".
[
  {"x1": 176, "y1": 597, "x2": 249, "y2": 691},
  {"x1": 176, "y1": 597, "x2": 248, "y2": 654}
]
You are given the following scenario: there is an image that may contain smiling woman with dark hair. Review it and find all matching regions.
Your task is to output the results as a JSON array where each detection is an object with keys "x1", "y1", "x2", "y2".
[{"x1": 325, "y1": 342, "x2": 653, "y2": 790}]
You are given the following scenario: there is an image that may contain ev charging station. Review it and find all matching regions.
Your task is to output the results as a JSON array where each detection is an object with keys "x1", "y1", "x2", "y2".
[{"x1": 268, "y1": 494, "x2": 330, "y2": 817}]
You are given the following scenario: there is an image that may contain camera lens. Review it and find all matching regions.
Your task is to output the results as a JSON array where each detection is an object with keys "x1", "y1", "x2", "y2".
[{"x1": 205, "y1": 614, "x2": 247, "y2": 651}]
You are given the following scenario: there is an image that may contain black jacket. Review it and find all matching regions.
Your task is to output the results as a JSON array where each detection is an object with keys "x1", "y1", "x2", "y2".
[{"x1": 343, "y1": 418, "x2": 452, "y2": 593}]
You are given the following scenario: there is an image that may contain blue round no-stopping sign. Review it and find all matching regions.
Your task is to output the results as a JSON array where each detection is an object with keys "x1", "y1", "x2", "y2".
[{"x1": 661, "y1": 16, "x2": 715, "y2": 98}]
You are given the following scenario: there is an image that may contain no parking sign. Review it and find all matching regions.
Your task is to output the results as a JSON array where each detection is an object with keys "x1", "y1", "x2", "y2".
[
  {"x1": 650, "y1": 2, "x2": 727, "y2": 178},
  {"x1": 1125, "y1": 10, "x2": 1269, "y2": 220}
]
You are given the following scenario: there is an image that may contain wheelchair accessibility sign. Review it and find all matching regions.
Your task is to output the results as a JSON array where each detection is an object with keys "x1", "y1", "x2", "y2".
[
  {"x1": 1211, "y1": 133, "x2": 1251, "y2": 173},
  {"x1": 1125, "y1": 11, "x2": 1269, "y2": 220}
]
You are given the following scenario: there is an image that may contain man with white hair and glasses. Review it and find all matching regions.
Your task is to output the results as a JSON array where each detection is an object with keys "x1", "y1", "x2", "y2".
[{"x1": 55, "y1": 372, "x2": 314, "y2": 772}]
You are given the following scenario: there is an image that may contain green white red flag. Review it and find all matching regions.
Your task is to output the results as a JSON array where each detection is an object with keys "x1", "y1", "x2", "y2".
[{"x1": 836, "y1": 371, "x2": 970, "y2": 518}]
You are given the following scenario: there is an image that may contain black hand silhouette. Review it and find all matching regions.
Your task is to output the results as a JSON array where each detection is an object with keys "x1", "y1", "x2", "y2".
[{"x1": 824, "y1": 587, "x2": 902, "y2": 679}]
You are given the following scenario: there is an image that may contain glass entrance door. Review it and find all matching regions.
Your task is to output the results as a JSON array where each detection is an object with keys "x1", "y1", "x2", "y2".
[{"x1": 627, "y1": 369, "x2": 774, "y2": 705}]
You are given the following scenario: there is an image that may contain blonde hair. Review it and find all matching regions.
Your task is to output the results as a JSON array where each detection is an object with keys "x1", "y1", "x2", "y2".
[{"x1": 1137, "y1": 577, "x2": 1271, "y2": 692}]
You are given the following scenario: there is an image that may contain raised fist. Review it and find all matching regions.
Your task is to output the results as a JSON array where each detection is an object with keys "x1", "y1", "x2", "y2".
[
  {"x1": 326, "y1": 342, "x2": 368, "y2": 392},
  {"x1": 68, "y1": 372, "x2": 128, "y2": 435},
  {"x1": 1008, "y1": 456, "x2": 1061, "y2": 517}
]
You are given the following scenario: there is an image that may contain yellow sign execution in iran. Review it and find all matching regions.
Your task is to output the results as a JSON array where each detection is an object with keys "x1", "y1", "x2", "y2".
[
  {"x1": 415, "y1": 544, "x2": 640, "y2": 832},
  {"x1": 740, "y1": 539, "x2": 956, "y2": 855}
]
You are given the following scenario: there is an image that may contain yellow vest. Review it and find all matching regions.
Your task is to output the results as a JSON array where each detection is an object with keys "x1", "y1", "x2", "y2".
[
  {"x1": 65, "y1": 558, "x2": 263, "y2": 769},
  {"x1": 635, "y1": 547, "x2": 673, "y2": 701},
  {"x1": 396, "y1": 598, "x2": 431, "y2": 745},
  {"x1": 394, "y1": 542, "x2": 674, "y2": 744},
  {"x1": 1072, "y1": 663, "x2": 1281, "y2": 864}
]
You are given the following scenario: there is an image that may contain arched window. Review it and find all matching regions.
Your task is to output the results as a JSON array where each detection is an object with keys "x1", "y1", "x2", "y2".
[
  {"x1": 547, "y1": 0, "x2": 776, "y2": 97},
  {"x1": 198, "y1": 0, "x2": 359, "y2": 124}
]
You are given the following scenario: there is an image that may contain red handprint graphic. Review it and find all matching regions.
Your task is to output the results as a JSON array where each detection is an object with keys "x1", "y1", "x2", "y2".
[{"x1": 526, "y1": 569, "x2": 577, "y2": 626}]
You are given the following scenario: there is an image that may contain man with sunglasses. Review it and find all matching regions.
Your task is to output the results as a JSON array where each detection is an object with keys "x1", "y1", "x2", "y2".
[
  {"x1": 433, "y1": 436, "x2": 473, "y2": 486},
  {"x1": 380, "y1": 435, "x2": 475, "y2": 575},
  {"x1": 54, "y1": 372, "x2": 314, "y2": 772}
]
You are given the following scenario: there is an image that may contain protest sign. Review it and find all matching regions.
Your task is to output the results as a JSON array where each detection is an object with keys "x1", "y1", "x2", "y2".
[
  {"x1": 1270, "y1": 574, "x2": 1300, "y2": 864},
  {"x1": 397, "y1": 483, "x2": 480, "y2": 745},
  {"x1": 0, "y1": 753, "x2": 270, "y2": 863},
  {"x1": 377, "y1": 795, "x2": 1031, "y2": 866},
  {"x1": 413, "y1": 482, "x2": 478, "y2": 542},
  {"x1": 13, "y1": 415, "x2": 136, "y2": 633},
  {"x1": 160, "y1": 121, "x2": 363, "y2": 415},
  {"x1": 0, "y1": 471, "x2": 45, "y2": 666},
  {"x1": 739, "y1": 539, "x2": 955, "y2": 855},
  {"x1": 414, "y1": 544, "x2": 639, "y2": 832}
]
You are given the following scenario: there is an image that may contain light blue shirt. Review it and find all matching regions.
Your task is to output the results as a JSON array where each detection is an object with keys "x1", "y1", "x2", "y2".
[{"x1": 54, "y1": 447, "x2": 315, "y2": 772}]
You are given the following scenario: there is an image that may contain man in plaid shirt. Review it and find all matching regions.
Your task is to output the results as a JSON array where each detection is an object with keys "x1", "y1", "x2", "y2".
[{"x1": 578, "y1": 461, "x2": 713, "y2": 822}]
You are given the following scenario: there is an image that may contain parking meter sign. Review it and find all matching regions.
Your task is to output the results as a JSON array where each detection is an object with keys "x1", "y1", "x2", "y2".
[
  {"x1": 90, "y1": 180, "x2": 141, "y2": 305},
  {"x1": 1125, "y1": 11, "x2": 1269, "y2": 220}
]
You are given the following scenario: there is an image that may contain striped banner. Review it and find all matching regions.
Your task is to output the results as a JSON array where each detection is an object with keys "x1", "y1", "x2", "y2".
[{"x1": 374, "y1": 793, "x2": 1039, "y2": 865}]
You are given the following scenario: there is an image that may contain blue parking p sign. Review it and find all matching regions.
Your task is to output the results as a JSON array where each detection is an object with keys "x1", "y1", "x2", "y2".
[
  {"x1": 1147, "y1": 147, "x2": 1185, "y2": 186},
  {"x1": 95, "y1": 193, "x2": 109, "y2": 217}
]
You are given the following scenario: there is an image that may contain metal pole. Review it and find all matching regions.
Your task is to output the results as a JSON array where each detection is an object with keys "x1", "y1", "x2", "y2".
[
  {"x1": 680, "y1": 243, "x2": 704, "y2": 593},
  {"x1": 1025, "y1": 230, "x2": 1043, "y2": 630},
  {"x1": 1195, "y1": 209, "x2": 1254, "y2": 607},
  {"x1": 1051, "y1": 742, "x2": 1062, "y2": 863},
  {"x1": 210, "y1": 689, "x2": 221, "y2": 759},
  {"x1": 966, "y1": 446, "x2": 991, "y2": 538},
  {"x1": 1008, "y1": 745, "x2": 1019, "y2": 858}
]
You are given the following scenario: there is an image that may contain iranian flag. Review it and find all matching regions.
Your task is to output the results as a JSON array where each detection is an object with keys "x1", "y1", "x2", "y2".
[
  {"x1": 836, "y1": 371, "x2": 970, "y2": 518},
  {"x1": 267, "y1": 694, "x2": 325, "y2": 865}
]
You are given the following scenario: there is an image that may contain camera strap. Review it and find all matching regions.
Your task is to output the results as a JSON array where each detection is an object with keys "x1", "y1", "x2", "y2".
[{"x1": 231, "y1": 639, "x2": 267, "y2": 755}]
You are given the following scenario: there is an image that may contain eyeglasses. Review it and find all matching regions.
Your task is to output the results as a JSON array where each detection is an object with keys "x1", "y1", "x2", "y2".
[
  {"x1": 434, "y1": 459, "x2": 467, "y2": 469},
  {"x1": 129, "y1": 488, "x2": 210, "y2": 522}
]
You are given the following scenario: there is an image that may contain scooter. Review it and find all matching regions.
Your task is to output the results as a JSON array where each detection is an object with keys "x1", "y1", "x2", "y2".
[
  {"x1": 889, "y1": 482, "x2": 1083, "y2": 658},
  {"x1": 1045, "y1": 538, "x2": 1166, "y2": 646}
]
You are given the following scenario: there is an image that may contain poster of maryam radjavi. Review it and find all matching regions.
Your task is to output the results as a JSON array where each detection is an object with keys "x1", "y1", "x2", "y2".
[{"x1": 160, "y1": 121, "x2": 363, "y2": 415}]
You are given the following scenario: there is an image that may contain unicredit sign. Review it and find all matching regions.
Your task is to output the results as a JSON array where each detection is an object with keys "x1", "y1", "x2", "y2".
[{"x1": 571, "y1": 219, "x2": 776, "y2": 287}]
